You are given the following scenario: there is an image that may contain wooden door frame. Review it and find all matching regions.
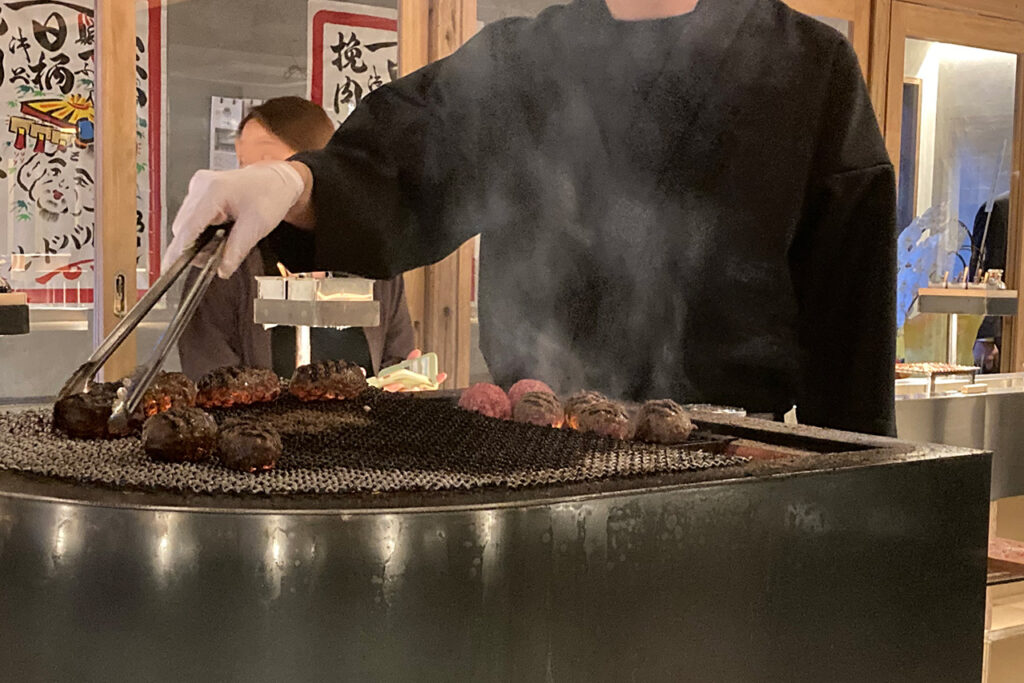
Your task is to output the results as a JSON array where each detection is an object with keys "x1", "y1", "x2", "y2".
[{"x1": 884, "y1": 1, "x2": 1024, "y2": 370}]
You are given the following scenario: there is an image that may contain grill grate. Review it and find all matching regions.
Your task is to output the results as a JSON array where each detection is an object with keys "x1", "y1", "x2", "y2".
[{"x1": 0, "y1": 390, "x2": 747, "y2": 496}]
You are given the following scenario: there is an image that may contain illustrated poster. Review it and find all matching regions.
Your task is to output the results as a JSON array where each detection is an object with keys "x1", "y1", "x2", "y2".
[{"x1": 0, "y1": 0, "x2": 165, "y2": 306}]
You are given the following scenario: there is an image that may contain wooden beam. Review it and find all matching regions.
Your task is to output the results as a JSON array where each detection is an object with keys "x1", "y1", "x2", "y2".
[
  {"x1": 904, "y1": 0, "x2": 1024, "y2": 23},
  {"x1": 850, "y1": 0, "x2": 873, "y2": 77},
  {"x1": 891, "y1": 1, "x2": 1024, "y2": 52},
  {"x1": 869, "y1": 0, "x2": 892, "y2": 129},
  {"x1": 94, "y1": 0, "x2": 139, "y2": 380},
  {"x1": 1006, "y1": 60, "x2": 1024, "y2": 371},
  {"x1": 398, "y1": 0, "x2": 430, "y2": 352},
  {"x1": 410, "y1": 0, "x2": 477, "y2": 389},
  {"x1": 883, "y1": 1, "x2": 909, "y2": 171},
  {"x1": 398, "y1": 0, "x2": 429, "y2": 75}
]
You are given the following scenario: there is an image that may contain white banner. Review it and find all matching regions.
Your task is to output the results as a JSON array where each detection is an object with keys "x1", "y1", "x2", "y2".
[
  {"x1": 307, "y1": 1, "x2": 397, "y2": 129},
  {"x1": 0, "y1": 1, "x2": 165, "y2": 306}
]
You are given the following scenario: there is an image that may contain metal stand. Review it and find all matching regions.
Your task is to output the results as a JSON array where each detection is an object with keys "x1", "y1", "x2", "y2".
[
  {"x1": 296, "y1": 326, "x2": 311, "y2": 368},
  {"x1": 947, "y1": 313, "x2": 959, "y2": 365},
  {"x1": 910, "y1": 287, "x2": 1019, "y2": 364},
  {"x1": 253, "y1": 275, "x2": 380, "y2": 369}
]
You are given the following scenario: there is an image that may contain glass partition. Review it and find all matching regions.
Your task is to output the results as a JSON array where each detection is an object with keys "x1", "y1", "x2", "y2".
[{"x1": 895, "y1": 39, "x2": 1017, "y2": 371}]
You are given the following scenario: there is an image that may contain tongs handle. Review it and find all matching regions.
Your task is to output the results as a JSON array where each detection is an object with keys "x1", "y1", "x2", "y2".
[
  {"x1": 106, "y1": 226, "x2": 231, "y2": 434},
  {"x1": 57, "y1": 224, "x2": 230, "y2": 401}
]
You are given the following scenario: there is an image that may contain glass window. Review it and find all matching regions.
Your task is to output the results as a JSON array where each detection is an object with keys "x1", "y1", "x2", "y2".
[{"x1": 895, "y1": 39, "x2": 1017, "y2": 372}]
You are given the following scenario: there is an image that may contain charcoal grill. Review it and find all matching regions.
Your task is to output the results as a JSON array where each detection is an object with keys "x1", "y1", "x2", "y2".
[
  {"x1": 0, "y1": 390, "x2": 742, "y2": 495},
  {"x1": 0, "y1": 395, "x2": 991, "y2": 683}
]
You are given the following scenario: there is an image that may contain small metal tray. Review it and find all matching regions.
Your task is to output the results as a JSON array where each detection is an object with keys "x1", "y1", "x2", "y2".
[{"x1": 255, "y1": 274, "x2": 374, "y2": 302}]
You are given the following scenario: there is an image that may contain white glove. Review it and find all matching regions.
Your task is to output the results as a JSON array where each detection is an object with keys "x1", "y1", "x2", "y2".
[{"x1": 164, "y1": 161, "x2": 306, "y2": 278}]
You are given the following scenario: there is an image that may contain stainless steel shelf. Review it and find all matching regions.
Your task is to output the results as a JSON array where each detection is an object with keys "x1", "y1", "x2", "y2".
[
  {"x1": 253, "y1": 299, "x2": 380, "y2": 328},
  {"x1": 910, "y1": 287, "x2": 1019, "y2": 317}
]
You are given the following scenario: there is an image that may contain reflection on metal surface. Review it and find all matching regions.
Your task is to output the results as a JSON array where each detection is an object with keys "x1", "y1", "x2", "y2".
[
  {"x1": 264, "y1": 517, "x2": 289, "y2": 600},
  {"x1": 897, "y1": 371, "x2": 1024, "y2": 498},
  {"x1": 785, "y1": 501, "x2": 831, "y2": 536},
  {"x1": 49, "y1": 504, "x2": 78, "y2": 572}
]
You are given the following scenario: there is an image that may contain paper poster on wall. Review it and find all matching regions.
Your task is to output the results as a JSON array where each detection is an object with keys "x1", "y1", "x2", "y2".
[
  {"x1": 307, "y1": 1, "x2": 397, "y2": 128},
  {"x1": 0, "y1": 1, "x2": 166, "y2": 306},
  {"x1": 209, "y1": 97, "x2": 263, "y2": 171}
]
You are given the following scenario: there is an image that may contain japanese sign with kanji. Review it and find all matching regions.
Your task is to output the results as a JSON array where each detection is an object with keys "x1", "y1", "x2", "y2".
[
  {"x1": 0, "y1": 1, "x2": 165, "y2": 306},
  {"x1": 307, "y1": 1, "x2": 397, "y2": 129}
]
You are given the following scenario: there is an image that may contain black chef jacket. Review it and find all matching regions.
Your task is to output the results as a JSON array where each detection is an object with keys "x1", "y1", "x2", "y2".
[{"x1": 293, "y1": 0, "x2": 898, "y2": 436}]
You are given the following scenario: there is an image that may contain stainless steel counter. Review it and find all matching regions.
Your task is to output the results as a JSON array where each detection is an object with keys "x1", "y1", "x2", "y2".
[{"x1": 897, "y1": 372, "x2": 1024, "y2": 500}]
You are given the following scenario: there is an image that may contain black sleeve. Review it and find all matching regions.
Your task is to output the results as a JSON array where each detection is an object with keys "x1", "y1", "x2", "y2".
[
  {"x1": 292, "y1": 19, "x2": 525, "y2": 279},
  {"x1": 790, "y1": 39, "x2": 897, "y2": 437}
]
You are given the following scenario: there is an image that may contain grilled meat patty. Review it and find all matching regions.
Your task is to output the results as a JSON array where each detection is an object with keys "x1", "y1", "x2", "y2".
[
  {"x1": 216, "y1": 420, "x2": 282, "y2": 472},
  {"x1": 289, "y1": 360, "x2": 368, "y2": 402},
  {"x1": 196, "y1": 366, "x2": 281, "y2": 408},
  {"x1": 142, "y1": 407, "x2": 218, "y2": 463}
]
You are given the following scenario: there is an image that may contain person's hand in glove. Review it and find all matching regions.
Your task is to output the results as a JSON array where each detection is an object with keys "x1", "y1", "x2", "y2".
[{"x1": 163, "y1": 161, "x2": 314, "y2": 279}]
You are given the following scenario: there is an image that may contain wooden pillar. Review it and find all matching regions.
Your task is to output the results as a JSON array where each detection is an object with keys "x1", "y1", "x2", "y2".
[
  {"x1": 94, "y1": 0, "x2": 139, "y2": 379},
  {"x1": 869, "y1": 0, "x2": 892, "y2": 130},
  {"x1": 398, "y1": 0, "x2": 429, "y2": 355},
  {"x1": 398, "y1": 0, "x2": 477, "y2": 387},
  {"x1": 1005, "y1": 60, "x2": 1024, "y2": 371}
]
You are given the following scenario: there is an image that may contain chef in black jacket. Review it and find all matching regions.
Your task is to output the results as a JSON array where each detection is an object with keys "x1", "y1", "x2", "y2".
[{"x1": 166, "y1": 0, "x2": 898, "y2": 436}]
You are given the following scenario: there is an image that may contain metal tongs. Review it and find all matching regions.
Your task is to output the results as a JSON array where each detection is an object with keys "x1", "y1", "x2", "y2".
[{"x1": 57, "y1": 224, "x2": 231, "y2": 434}]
